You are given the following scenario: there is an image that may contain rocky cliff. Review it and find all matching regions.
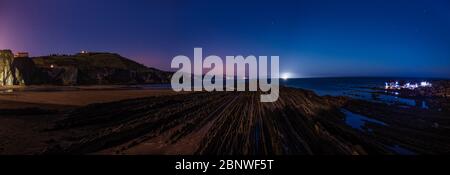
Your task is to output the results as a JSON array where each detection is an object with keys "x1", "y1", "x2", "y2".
[
  {"x1": 32, "y1": 53, "x2": 172, "y2": 85},
  {"x1": 0, "y1": 50, "x2": 36, "y2": 86},
  {"x1": 0, "y1": 51, "x2": 172, "y2": 86},
  {"x1": 0, "y1": 50, "x2": 15, "y2": 86}
]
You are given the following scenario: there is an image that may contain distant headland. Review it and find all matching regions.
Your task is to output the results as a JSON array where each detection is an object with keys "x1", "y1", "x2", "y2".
[{"x1": 0, "y1": 49, "x2": 172, "y2": 86}]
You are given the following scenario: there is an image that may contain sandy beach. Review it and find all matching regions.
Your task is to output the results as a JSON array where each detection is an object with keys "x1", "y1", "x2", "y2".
[{"x1": 0, "y1": 85, "x2": 178, "y2": 107}]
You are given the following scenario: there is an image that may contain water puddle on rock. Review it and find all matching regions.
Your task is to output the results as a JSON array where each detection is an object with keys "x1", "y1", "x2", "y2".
[
  {"x1": 341, "y1": 109, "x2": 418, "y2": 155},
  {"x1": 421, "y1": 101, "x2": 429, "y2": 109},
  {"x1": 387, "y1": 145, "x2": 416, "y2": 155},
  {"x1": 343, "y1": 90, "x2": 418, "y2": 107},
  {"x1": 341, "y1": 109, "x2": 388, "y2": 132},
  {"x1": 377, "y1": 94, "x2": 416, "y2": 106}
]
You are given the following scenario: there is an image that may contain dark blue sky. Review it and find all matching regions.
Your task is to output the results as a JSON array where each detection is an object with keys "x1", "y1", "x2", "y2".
[{"x1": 1, "y1": 0, "x2": 449, "y2": 78}]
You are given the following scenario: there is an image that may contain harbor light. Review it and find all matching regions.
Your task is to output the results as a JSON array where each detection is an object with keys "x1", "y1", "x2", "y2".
[
  {"x1": 385, "y1": 81, "x2": 432, "y2": 90},
  {"x1": 420, "y1": 81, "x2": 432, "y2": 87}
]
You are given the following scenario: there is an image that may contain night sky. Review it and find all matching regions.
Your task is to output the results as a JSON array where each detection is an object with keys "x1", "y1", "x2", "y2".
[{"x1": 1, "y1": 0, "x2": 449, "y2": 78}]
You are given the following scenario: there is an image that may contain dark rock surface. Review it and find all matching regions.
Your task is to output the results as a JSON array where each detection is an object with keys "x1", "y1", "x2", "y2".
[
  {"x1": 40, "y1": 87, "x2": 450, "y2": 155},
  {"x1": 44, "y1": 87, "x2": 369, "y2": 155}
]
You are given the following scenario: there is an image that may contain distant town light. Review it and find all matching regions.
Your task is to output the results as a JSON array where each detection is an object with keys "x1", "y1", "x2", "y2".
[
  {"x1": 420, "y1": 81, "x2": 431, "y2": 87},
  {"x1": 385, "y1": 80, "x2": 432, "y2": 90}
]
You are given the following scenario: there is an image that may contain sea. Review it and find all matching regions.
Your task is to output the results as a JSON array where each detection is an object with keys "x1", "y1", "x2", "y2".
[
  {"x1": 280, "y1": 77, "x2": 439, "y2": 108},
  {"x1": 135, "y1": 77, "x2": 436, "y2": 107}
]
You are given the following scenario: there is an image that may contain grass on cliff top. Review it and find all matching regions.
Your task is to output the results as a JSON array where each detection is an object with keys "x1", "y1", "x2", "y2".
[{"x1": 32, "y1": 53, "x2": 152, "y2": 72}]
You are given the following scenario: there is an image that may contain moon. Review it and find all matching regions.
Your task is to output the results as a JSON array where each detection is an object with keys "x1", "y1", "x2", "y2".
[{"x1": 281, "y1": 73, "x2": 290, "y2": 80}]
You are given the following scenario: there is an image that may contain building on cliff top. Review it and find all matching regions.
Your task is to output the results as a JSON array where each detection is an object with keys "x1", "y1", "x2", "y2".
[{"x1": 14, "y1": 52, "x2": 29, "y2": 58}]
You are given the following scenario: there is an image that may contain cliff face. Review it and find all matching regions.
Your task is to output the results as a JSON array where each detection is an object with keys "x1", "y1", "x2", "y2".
[
  {"x1": 0, "y1": 50, "x2": 35, "y2": 86},
  {"x1": 12, "y1": 57, "x2": 38, "y2": 85},
  {"x1": 0, "y1": 51, "x2": 171, "y2": 86},
  {"x1": 0, "y1": 50, "x2": 15, "y2": 86}
]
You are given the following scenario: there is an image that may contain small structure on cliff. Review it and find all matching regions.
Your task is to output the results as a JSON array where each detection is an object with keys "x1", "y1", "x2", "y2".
[{"x1": 14, "y1": 52, "x2": 29, "y2": 58}]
